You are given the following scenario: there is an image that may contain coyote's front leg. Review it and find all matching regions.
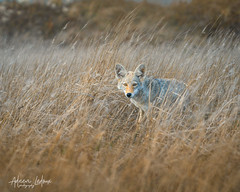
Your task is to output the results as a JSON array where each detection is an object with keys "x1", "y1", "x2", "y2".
[{"x1": 138, "y1": 109, "x2": 144, "y2": 123}]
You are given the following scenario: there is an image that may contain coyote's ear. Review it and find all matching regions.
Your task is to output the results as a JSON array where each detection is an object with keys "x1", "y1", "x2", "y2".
[
  {"x1": 134, "y1": 64, "x2": 145, "y2": 78},
  {"x1": 115, "y1": 64, "x2": 127, "y2": 79}
]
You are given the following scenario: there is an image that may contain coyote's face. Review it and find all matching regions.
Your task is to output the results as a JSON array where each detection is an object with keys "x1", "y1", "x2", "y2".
[{"x1": 115, "y1": 64, "x2": 145, "y2": 98}]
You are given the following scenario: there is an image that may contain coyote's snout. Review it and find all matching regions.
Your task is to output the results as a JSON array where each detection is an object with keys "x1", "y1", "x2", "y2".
[{"x1": 115, "y1": 64, "x2": 188, "y2": 122}]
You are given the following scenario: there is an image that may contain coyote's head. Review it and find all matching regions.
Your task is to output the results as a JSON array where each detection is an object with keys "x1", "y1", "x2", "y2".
[{"x1": 115, "y1": 64, "x2": 145, "y2": 98}]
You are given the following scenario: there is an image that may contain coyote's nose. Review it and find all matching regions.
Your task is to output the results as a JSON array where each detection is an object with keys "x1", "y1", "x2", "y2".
[{"x1": 126, "y1": 93, "x2": 132, "y2": 98}]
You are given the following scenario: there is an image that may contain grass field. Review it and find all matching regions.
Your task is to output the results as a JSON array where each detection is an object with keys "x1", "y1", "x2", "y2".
[{"x1": 0, "y1": 22, "x2": 239, "y2": 191}]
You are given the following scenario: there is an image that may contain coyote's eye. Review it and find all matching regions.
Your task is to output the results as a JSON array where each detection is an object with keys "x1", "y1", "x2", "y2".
[
  {"x1": 132, "y1": 83, "x2": 138, "y2": 87},
  {"x1": 123, "y1": 83, "x2": 127, "y2": 86}
]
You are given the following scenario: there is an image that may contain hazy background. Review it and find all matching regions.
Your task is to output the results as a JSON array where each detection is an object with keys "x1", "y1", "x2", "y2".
[
  {"x1": 0, "y1": 0, "x2": 239, "y2": 43},
  {"x1": 2, "y1": 0, "x2": 190, "y2": 4}
]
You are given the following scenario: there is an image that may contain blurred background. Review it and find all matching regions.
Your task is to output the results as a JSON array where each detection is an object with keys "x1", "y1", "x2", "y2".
[{"x1": 0, "y1": 0, "x2": 239, "y2": 43}]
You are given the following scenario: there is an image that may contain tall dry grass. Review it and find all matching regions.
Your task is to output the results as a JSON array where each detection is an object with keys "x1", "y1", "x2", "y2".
[{"x1": 0, "y1": 23, "x2": 239, "y2": 192}]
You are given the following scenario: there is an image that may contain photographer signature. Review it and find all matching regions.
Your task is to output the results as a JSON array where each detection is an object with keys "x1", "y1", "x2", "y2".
[{"x1": 9, "y1": 175, "x2": 52, "y2": 188}]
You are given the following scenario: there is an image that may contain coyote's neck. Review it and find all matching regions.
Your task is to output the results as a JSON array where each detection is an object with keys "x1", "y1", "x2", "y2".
[{"x1": 130, "y1": 77, "x2": 156, "y2": 112}]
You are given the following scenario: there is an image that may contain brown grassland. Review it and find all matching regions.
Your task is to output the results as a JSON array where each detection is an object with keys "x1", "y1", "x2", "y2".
[{"x1": 0, "y1": 1, "x2": 240, "y2": 192}]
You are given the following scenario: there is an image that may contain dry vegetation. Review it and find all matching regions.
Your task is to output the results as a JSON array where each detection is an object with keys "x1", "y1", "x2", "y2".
[
  {"x1": 0, "y1": 0, "x2": 240, "y2": 191},
  {"x1": 0, "y1": 16, "x2": 239, "y2": 191}
]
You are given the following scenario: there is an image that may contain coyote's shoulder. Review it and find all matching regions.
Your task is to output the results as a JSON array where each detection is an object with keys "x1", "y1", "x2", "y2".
[{"x1": 115, "y1": 64, "x2": 188, "y2": 122}]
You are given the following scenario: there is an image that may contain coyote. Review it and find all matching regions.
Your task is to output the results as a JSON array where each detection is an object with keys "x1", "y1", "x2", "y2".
[{"x1": 115, "y1": 64, "x2": 188, "y2": 122}]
